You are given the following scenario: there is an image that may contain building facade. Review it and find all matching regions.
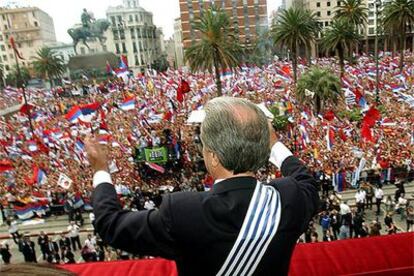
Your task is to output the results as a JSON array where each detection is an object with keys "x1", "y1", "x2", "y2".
[
  {"x1": 0, "y1": 6, "x2": 56, "y2": 76},
  {"x1": 179, "y1": 0, "x2": 268, "y2": 48},
  {"x1": 46, "y1": 42, "x2": 75, "y2": 64},
  {"x1": 173, "y1": 18, "x2": 184, "y2": 68},
  {"x1": 106, "y1": 0, "x2": 163, "y2": 73}
]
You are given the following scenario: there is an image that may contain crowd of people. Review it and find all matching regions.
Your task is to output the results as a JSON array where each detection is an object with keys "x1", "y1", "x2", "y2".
[{"x1": 0, "y1": 51, "x2": 413, "y2": 264}]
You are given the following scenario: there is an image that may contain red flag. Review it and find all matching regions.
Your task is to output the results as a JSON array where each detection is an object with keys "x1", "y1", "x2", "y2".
[
  {"x1": 163, "y1": 111, "x2": 173, "y2": 121},
  {"x1": 35, "y1": 136, "x2": 49, "y2": 154},
  {"x1": 9, "y1": 37, "x2": 24, "y2": 60},
  {"x1": 323, "y1": 110, "x2": 335, "y2": 121},
  {"x1": 338, "y1": 128, "x2": 347, "y2": 142},
  {"x1": 0, "y1": 160, "x2": 13, "y2": 172},
  {"x1": 281, "y1": 65, "x2": 291, "y2": 76},
  {"x1": 20, "y1": 103, "x2": 34, "y2": 114},
  {"x1": 180, "y1": 79, "x2": 191, "y2": 94},
  {"x1": 366, "y1": 106, "x2": 381, "y2": 121},
  {"x1": 361, "y1": 124, "x2": 374, "y2": 142},
  {"x1": 176, "y1": 86, "x2": 184, "y2": 103}
]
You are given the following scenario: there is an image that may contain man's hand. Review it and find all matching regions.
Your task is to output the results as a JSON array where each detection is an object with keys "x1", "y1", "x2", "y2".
[{"x1": 85, "y1": 136, "x2": 109, "y2": 173}]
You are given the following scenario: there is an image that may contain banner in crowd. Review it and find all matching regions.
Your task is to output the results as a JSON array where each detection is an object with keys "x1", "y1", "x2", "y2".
[
  {"x1": 58, "y1": 173, "x2": 73, "y2": 190},
  {"x1": 144, "y1": 147, "x2": 168, "y2": 164}
]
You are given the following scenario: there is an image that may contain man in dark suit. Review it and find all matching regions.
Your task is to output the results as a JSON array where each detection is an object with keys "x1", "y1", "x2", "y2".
[
  {"x1": 86, "y1": 97, "x2": 319, "y2": 276},
  {"x1": 20, "y1": 236, "x2": 36, "y2": 263},
  {"x1": 38, "y1": 231, "x2": 49, "y2": 261}
]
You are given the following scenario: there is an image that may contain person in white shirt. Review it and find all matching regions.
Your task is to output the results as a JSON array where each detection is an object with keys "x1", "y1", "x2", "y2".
[
  {"x1": 84, "y1": 234, "x2": 96, "y2": 253},
  {"x1": 397, "y1": 194, "x2": 408, "y2": 220},
  {"x1": 340, "y1": 201, "x2": 351, "y2": 216},
  {"x1": 89, "y1": 212, "x2": 96, "y2": 235},
  {"x1": 355, "y1": 189, "x2": 366, "y2": 214},
  {"x1": 375, "y1": 186, "x2": 384, "y2": 215},
  {"x1": 144, "y1": 197, "x2": 156, "y2": 210},
  {"x1": 67, "y1": 221, "x2": 81, "y2": 251}
]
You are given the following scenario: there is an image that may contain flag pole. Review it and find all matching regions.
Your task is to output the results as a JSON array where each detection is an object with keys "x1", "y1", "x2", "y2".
[{"x1": 11, "y1": 38, "x2": 34, "y2": 137}]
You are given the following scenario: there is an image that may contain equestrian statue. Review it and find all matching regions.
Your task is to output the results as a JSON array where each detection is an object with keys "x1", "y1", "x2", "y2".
[{"x1": 68, "y1": 9, "x2": 111, "y2": 54}]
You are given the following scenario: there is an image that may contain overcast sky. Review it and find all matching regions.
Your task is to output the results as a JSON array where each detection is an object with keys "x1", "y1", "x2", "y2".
[{"x1": 9, "y1": 0, "x2": 280, "y2": 42}]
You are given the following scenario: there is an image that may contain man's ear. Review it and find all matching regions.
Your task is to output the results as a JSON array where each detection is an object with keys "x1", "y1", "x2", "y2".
[{"x1": 211, "y1": 152, "x2": 220, "y2": 168}]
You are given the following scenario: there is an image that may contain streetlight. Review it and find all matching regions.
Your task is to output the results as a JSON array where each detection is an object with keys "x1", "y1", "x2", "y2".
[{"x1": 375, "y1": 0, "x2": 381, "y2": 104}]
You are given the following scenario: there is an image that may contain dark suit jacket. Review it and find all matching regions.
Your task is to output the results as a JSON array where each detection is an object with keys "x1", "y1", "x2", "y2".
[{"x1": 92, "y1": 156, "x2": 318, "y2": 275}]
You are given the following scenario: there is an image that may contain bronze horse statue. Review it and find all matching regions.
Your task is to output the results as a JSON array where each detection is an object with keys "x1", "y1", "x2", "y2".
[{"x1": 68, "y1": 19, "x2": 111, "y2": 54}]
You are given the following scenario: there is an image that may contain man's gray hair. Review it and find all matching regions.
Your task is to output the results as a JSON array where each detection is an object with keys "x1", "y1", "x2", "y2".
[{"x1": 200, "y1": 97, "x2": 270, "y2": 174}]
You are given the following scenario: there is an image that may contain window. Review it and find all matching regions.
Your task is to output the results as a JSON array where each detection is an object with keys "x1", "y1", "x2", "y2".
[
  {"x1": 327, "y1": 1, "x2": 331, "y2": 6},
  {"x1": 131, "y1": 29, "x2": 135, "y2": 39},
  {"x1": 2, "y1": 15, "x2": 5, "y2": 20},
  {"x1": 117, "y1": 16, "x2": 122, "y2": 25},
  {"x1": 129, "y1": 15, "x2": 133, "y2": 22},
  {"x1": 0, "y1": 45, "x2": 4, "y2": 51},
  {"x1": 120, "y1": 30, "x2": 125, "y2": 40},
  {"x1": 327, "y1": 11, "x2": 331, "y2": 16},
  {"x1": 5, "y1": 65, "x2": 9, "y2": 70},
  {"x1": 369, "y1": 27, "x2": 374, "y2": 34},
  {"x1": 122, "y1": 42, "x2": 127, "y2": 53},
  {"x1": 4, "y1": 25, "x2": 7, "y2": 30},
  {"x1": 337, "y1": 1, "x2": 341, "y2": 6},
  {"x1": 325, "y1": 21, "x2": 329, "y2": 26},
  {"x1": 34, "y1": 21, "x2": 38, "y2": 27},
  {"x1": 80, "y1": 47, "x2": 86, "y2": 55},
  {"x1": 32, "y1": 11, "x2": 36, "y2": 18},
  {"x1": 0, "y1": 35, "x2": 2, "y2": 42},
  {"x1": 133, "y1": 42, "x2": 137, "y2": 53},
  {"x1": 135, "y1": 15, "x2": 138, "y2": 22},
  {"x1": 113, "y1": 30, "x2": 119, "y2": 40},
  {"x1": 369, "y1": 19, "x2": 374, "y2": 25},
  {"x1": 317, "y1": 11, "x2": 321, "y2": 17},
  {"x1": 369, "y1": 11, "x2": 374, "y2": 17},
  {"x1": 316, "y1": 2, "x2": 320, "y2": 7},
  {"x1": 111, "y1": 16, "x2": 116, "y2": 25},
  {"x1": 369, "y1": 3, "x2": 374, "y2": 8},
  {"x1": 115, "y1": 43, "x2": 120, "y2": 54},
  {"x1": 3, "y1": 55, "x2": 6, "y2": 61}
]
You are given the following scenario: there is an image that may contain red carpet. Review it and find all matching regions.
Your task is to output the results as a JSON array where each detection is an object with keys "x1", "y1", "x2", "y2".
[{"x1": 63, "y1": 233, "x2": 414, "y2": 276}]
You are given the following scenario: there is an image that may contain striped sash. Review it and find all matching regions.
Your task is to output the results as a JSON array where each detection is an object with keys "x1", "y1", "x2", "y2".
[{"x1": 216, "y1": 181, "x2": 282, "y2": 276}]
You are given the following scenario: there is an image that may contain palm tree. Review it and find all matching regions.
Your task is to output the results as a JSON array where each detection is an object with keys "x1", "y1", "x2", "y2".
[
  {"x1": 32, "y1": 47, "x2": 65, "y2": 88},
  {"x1": 272, "y1": 7, "x2": 319, "y2": 83},
  {"x1": 383, "y1": 0, "x2": 414, "y2": 71},
  {"x1": 5, "y1": 65, "x2": 31, "y2": 87},
  {"x1": 334, "y1": 0, "x2": 368, "y2": 56},
  {"x1": 185, "y1": 6, "x2": 243, "y2": 96},
  {"x1": 296, "y1": 67, "x2": 342, "y2": 114},
  {"x1": 246, "y1": 30, "x2": 274, "y2": 66},
  {"x1": 321, "y1": 19, "x2": 361, "y2": 75}
]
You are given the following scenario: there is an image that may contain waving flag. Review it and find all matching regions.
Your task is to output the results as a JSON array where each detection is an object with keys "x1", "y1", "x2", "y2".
[
  {"x1": 145, "y1": 162, "x2": 165, "y2": 173},
  {"x1": 326, "y1": 126, "x2": 334, "y2": 151},
  {"x1": 0, "y1": 160, "x2": 14, "y2": 172},
  {"x1": 75, "y1": 140, "x2": 85, "y2": 153},
  {"x1": 99, "y1": 134, "x2": 112, "y2": 145},
  {"x1": 9, "y1": 36, "x2": 24, "y2": 59},
  {"x1": 359, "y1": 97, "x2": 368, "y2": 110},
  {"x1": 65, "y1": 106, "x2": 82, "y2": 123},
  {"x1": 80, "y1": 102, "x2": 100, "y2": 116},
  {"x1": 120, "y1": 96, "x2": 136, "y2": 111},
  {"x1": 106, "y1": 61, "x2": 115, "y2": 75},
  {"x1": 33, "y1": 166, "x2": 47, "y2": 186},
  {"x1": 73, "y1": 195, "x2": 85, "y2": 209}
]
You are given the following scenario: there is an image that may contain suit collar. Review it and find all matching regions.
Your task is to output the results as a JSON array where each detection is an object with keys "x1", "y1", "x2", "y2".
[{"x1": 212, "y1": 176, "x2": 257, "y2": 194}]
